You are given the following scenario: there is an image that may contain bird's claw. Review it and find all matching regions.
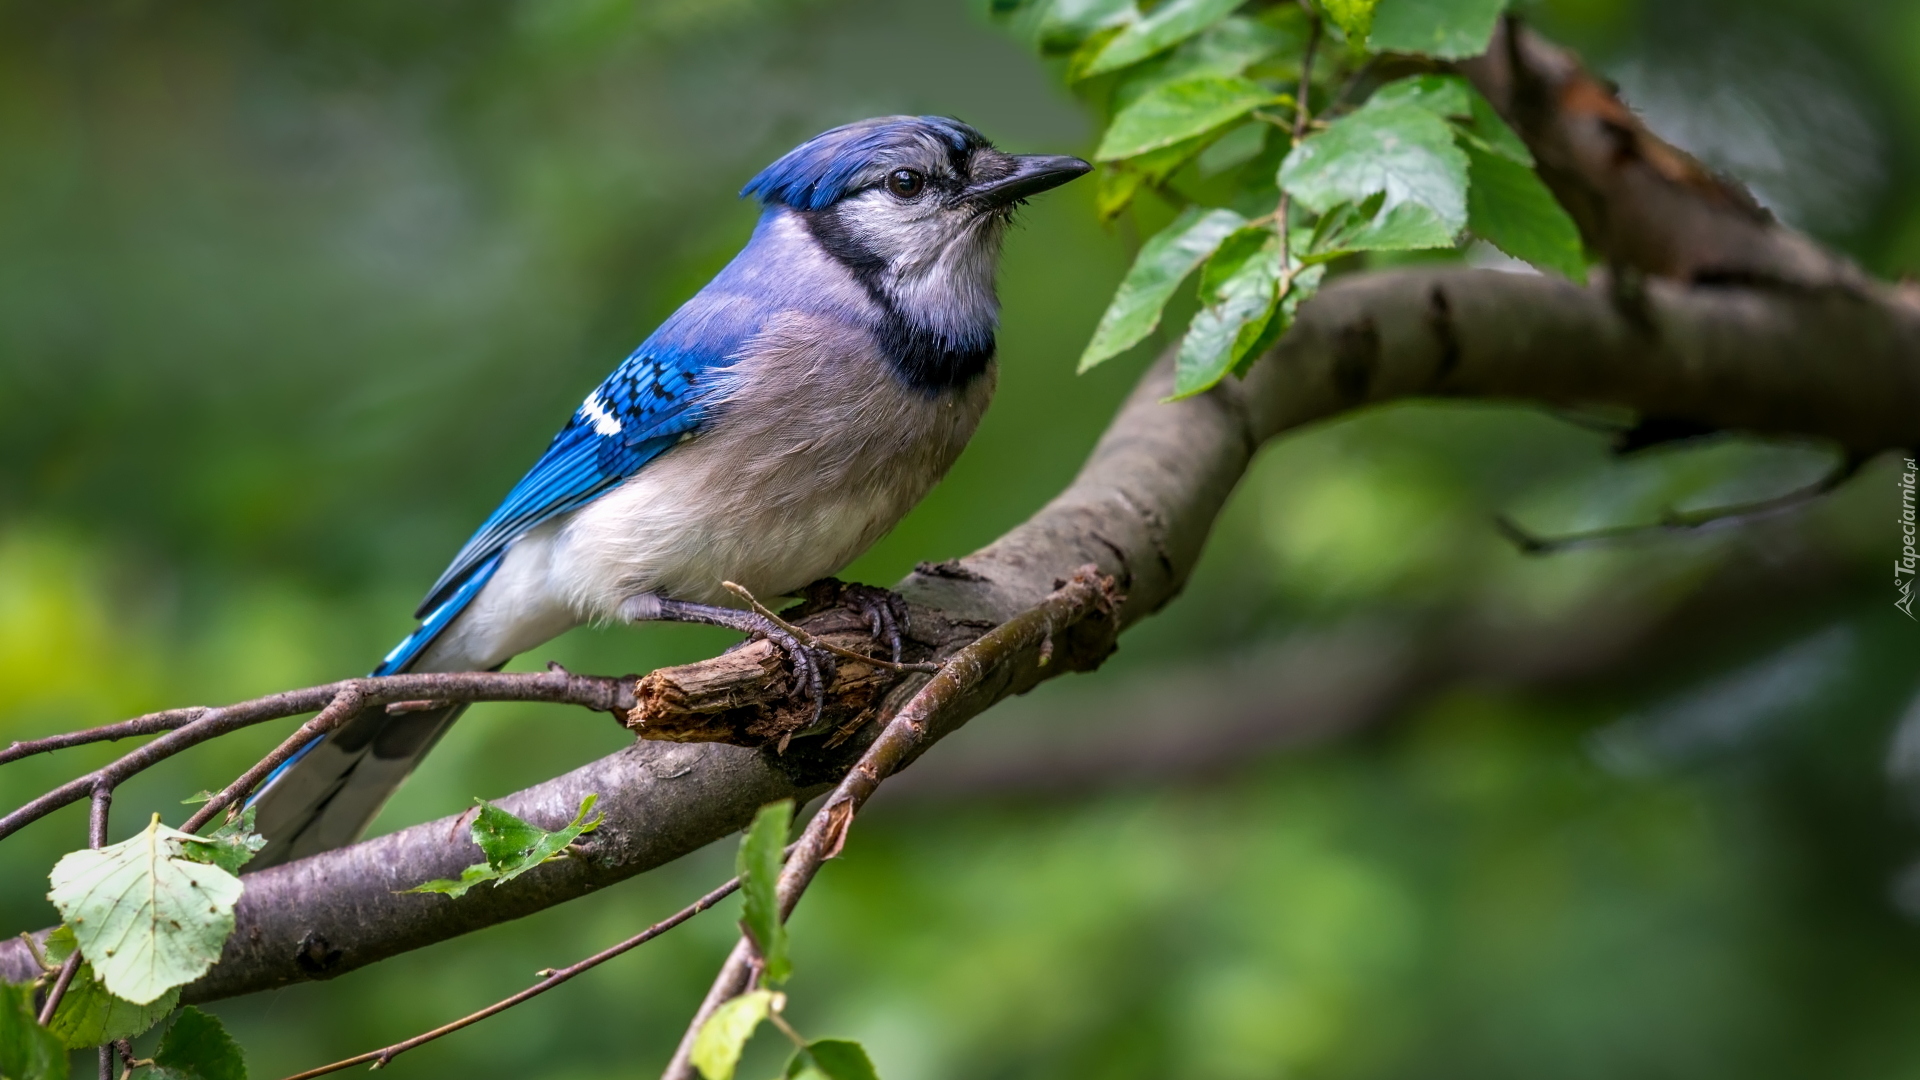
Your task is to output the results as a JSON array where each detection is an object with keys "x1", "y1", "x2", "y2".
[
  {"x1": 840, "y1": 583, "x2": 909, "y2": 663},
  {"x1": 744, "y1": 613, "x2": 836, "y2": 731}
]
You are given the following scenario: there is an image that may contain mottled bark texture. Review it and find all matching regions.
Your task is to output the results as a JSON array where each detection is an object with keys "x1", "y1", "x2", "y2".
[{"x1": 6, "y1": 21, "x2": 1920, "y2": 1005}]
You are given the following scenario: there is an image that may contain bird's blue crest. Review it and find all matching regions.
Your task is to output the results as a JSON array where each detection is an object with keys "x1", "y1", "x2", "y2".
[{"x1": 742, "y1": 116, "x2": 988, "y2": 211}]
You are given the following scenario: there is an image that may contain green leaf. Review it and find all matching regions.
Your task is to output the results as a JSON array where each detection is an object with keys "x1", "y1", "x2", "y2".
[
  {"x1": 1080, "y1": 0, "x2": 1246, "y2": 76},
  {"x1": 793, "y1": 1039, "x2": 882, "y2": 1080},
  {"x1": 42, "y1": 924, "x2": 77, "y2": 965},
  {"x1": 403, "y1": 864, "x2": 498, "y2": 900},
  {"x1": 406, "y1": 794, "x2": 602, "y2": 899},
  {"x1": 1173, "y1": 225, "x2": 1283, "y2": 398},
  {"x1": 1464, "y1": 142, "x2": 1586, "y2": 281},
  {"x1": 0, "y1": 981, "x2": 67, "y2": 1080},
  {"x1": 1079, "y1": 206, "x2": 1246, "y2": 372},
  {"x1": 1094, "y1": 166, "x2": 1143, "y2": 221},
  {"x1": 47, "y1": 817, "x2": 245, "y2": 1005},
  {"x1": 1127, "y1": 130, "x2": 1221, "y2": 184},
  {"x1": 691, "y1": 989, "x2": 774, "y2": 1080},
  {"x1": 1279, "y1": 102, "x2": 1468, "y2": 248},
  {"x1": 473, "y1": 794, "x2": 601, "y2": 873},
  {"x1": 1367, "y1": 0, "x2": 1505, "y2": 59},
  {"x1": 1110, "y1": 15, "x2": 1299, "y2": 111},
  {"x1": 738, "y1": 799, "x2": 793, "y2": 986},
  {"x1": 47, "y1": 961, "x2": 179, "y2": 1049},
  {"x1": 1231, "y1": 263, "x2": 1324, "y2": 377},
  {"x1": 1320, "y1": 0, "x2": 1378, "y2": 46},
  {"x1": 146, "y1": 1007, "x2": 246, "y2": 1080},
  {"x1": 1365, "y1": 77, "x2": 1533, "y2": 175},
  {"x1": 177, "y1": 807, "x2": 266, "y2": 876},
  {"x1": 1455, "y1": 89, "x2": 1531, "y2": 164},
  {"x1": 1195, "y1": 121, "x2": 1268, "y2": 176},
  {"x1": 1032, "y1": 0, "x2": 1137, "y2": 55},
  {"x1": 1096, "y1": 75, "x2": 1278, "y2": 160},
  {"x1": 1365, "y1": 73, "x2": 1472, "y2": 118}
]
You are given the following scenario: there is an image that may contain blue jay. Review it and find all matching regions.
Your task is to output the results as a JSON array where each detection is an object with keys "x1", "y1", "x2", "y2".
[{"x1": 248, "y1": 117, "x2": 1089, "y2": 866}]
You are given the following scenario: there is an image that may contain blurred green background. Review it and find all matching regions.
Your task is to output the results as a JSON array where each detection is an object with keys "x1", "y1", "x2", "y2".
[{"x1": 4, "y1": 0, "x2": 1920, "y2": 1076}]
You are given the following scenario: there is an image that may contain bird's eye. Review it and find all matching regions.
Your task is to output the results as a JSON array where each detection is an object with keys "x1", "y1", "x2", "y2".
[{"x1": 886, "y1": 169, "x2": 925, "y2": 198}]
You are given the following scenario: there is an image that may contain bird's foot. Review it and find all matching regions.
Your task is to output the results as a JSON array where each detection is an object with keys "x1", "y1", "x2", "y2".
[
  {"x1": 838, "y1": 583, "x2": 910, "y2": 663},
  {"x1": 743, "y1": 614, "x2": 835, "y2": 724},
  {"x1": 621, "y1": 591, "x2": 836, "y2": 728}
]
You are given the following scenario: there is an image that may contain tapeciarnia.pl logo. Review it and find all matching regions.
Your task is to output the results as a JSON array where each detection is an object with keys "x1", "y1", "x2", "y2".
[{"x1": 1900, "y1": 457, "x2": 1917, "y2": 620}]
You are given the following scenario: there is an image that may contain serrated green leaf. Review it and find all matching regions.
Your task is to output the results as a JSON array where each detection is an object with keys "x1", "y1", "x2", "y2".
[
  {"x1": 1464, "y1": 142, "x2": 1586, "y2": 281},
  {"x1": 1279, "y1": 102, "x2": 1468, "y2": 248},
  {"x1": 0, "y1": 981, "x2": 67, "y2": 1080},
  {"x1": 1111, "y1": 15, "x2": 1298, "y2": 111},
  {"x1": 47, "y1": 961, "x2": 179, "y2": 1049},
  {"x1": 1231, "y1": 263, "x2": 1324, "y2": 377},
  {"x1": 1196, "y1": 224, "x2": 1273, "y2": 301},
  {"x1": 43, "y1": 924, "x2": 77, "y2": 965},
  {"x1": 738, "y1": 800, "x2": 793, "y2": 986},
  {"x1": 1097, "y1": 75, "x2": 1278, "y2": 160},
  {"x1": 1174, "y1": 227, "x2": 1283, "y2": 397},
  {"x1": 691, "y1": 989, "x2": 774, "y2": 1080},
  {"x1": 1365, "y1": 73, "x2": 1472, "y2": 118},
  {"x1": 1032, "y1": 0, "x2": 1137, "y2": 55},
  {"x1": 474, "y1": 794, "x2": 601, "y2": 874},
  {"x1": 1321, "y1": 0, "x2": 1378, "y2": 45},
  {"x1": 1456, "y1": 89, "x2": 1531, "y2": 164},
  {"x1": 1081, "y1": 0, "x2": 1246, "y2": 76},
  {"x1": 798, "y1": 1039, "x2": 881, "y2": 1080},
  {"x1": 406, "y1": 794, "x2": 602, "y2": 899},
  {"x1": 1368, "y1": 0, "x2": 1505, "y2": 59},
  {"x1": 1079, "y1": 206, "x2": 1246, "y2": 371},
  {"x1": 147, "y1": 1007, "x2": 245, "y2": 1080},
  {"x1": 403, "y1": 864, "x2": 497, "y2": 899},
  {"x1": 1103, "y1": 18, "x2": 1298, "y2": 173},
  {"x1": 47, "y1": 817, "x2": 245, "y2": 1005},
  {"x1": 177, "y1": 807, "x2": 265, "y2": 876}
]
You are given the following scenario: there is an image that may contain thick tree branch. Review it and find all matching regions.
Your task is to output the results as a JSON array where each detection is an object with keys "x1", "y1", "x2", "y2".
[
  {"x1": 8, "y1": 18, "x2": 1920, "y2": 1003},
  {"x1": 3, "y1": 261, "x2": 1917, "y2": 1001},
  {"x1": 1460, "y1": 19, "x2": 1861, "y2": 289}
]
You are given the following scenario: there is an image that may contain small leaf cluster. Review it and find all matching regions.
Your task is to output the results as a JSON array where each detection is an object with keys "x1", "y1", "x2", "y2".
[
  {"x1": 1000, "y1": 0, "x2": 1586, "y2": 398},
  {"x1": 406, "y1": 793, "x2": 603, "y2": 898},
  {"x1": 17, "y1": 811, "x2": 264, "y2": 1079},
  {"x1": 691, "y1": 801, "x2": 882, "y2": 1080}
]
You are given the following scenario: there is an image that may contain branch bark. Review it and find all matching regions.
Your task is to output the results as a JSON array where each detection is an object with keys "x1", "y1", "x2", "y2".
[
  {"x1": 1460, "y1": 18, "x2": 1861, "y2": 289},
  {"x1": 7, "y1": 23, "x2": 1920, "y2": 1004},
  {"x1": 6, "y1": 260, "x2": 1915, "y2": 1000}
]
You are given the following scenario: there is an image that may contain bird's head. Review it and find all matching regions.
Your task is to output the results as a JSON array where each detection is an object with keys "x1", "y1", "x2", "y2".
[{"x1": 742, "y1": 116, "x2": 1089, "y2": 348}]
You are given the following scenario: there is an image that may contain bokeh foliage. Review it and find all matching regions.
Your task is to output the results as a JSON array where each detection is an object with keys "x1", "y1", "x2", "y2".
[{"x1": 3, "y1": 0, "x2": 1920, "y2": 1076}]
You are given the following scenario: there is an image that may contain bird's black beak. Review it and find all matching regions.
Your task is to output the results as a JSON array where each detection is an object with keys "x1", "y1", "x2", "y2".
[{"x1": 966, "y1": 154, "x2": 1092, "y2": 208}]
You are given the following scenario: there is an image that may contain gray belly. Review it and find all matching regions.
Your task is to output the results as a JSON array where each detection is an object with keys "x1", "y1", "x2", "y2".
[{"x1": 546, "y1": 316, "x2": 996, "y2": 616}]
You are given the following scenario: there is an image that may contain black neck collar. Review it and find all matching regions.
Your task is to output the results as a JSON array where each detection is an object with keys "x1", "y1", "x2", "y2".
[{"x1": 798, "y1": 208, "x2": 996, "y2": 395}]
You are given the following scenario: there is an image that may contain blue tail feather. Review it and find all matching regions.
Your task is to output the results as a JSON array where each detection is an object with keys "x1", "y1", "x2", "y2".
[{"x1": 249, "y1": 552, "x2": 505, "y2": 813}]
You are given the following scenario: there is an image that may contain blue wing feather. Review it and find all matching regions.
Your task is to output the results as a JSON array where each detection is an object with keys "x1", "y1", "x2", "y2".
[{"x1": 413, "y1": 340, "x2": 722, "y2": 618}]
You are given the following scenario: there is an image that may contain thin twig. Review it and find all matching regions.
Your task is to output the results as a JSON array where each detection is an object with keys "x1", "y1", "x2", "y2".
[
  {"x1": 39, "y1": 784, "x2": 113, "y2": 1027},
  {"x1": 180, "y1": 687, "x2": 364, "y2": 834},
  {"x1": 661, "y1": 568, "x2": 1118, "y2": 1080},
  {"x1": 0, "y1": 670, "x2": 637, "y2": 843},
  {"x1": 1, "y1": 707, "x2": 211, "y2": 766},
  {"x1": 1276, "y1": 8, "x2": 1321, "y2": 273},
  {"x1": 89, "y1": 784, "x2": 111, "y2": 848},
  {"x1": 36, "y1": 953, "x2": 79, "y2": 1026},
  {"x1": 1494, "y1": 457, "x2": 1859, "y2": 555},
  {"x1": 273, "y1": 874, "x2": 742, "y2": 1080},
  {"x1": 720, "y1": 581, "x2": 940, "y2": 674}
]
